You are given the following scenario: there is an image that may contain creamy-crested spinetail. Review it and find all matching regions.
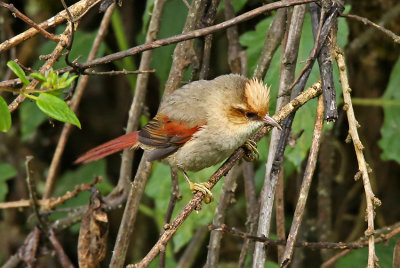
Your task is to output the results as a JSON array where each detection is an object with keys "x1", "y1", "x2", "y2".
[{"x1": 75, "y1": 74, "x2": 281, "y2": 202}]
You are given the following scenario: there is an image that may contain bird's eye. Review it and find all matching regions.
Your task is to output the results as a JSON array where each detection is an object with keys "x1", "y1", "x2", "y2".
[{"x1": 245, "y1": 112, "x2": 258, "y2": 119}]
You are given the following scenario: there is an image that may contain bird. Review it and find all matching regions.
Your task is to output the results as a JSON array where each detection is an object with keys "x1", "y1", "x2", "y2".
[{"x1": 75, "y1": 74, "x2": 281, "y2": 203}]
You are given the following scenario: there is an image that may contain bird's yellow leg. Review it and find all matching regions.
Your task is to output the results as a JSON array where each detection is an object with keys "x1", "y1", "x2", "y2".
[
  {"x1": 242, "y1": 139, "x2": 259, "y2": 162},
  {"x1": 182, "y1": 171, "x2": 213, "y2": 204}
]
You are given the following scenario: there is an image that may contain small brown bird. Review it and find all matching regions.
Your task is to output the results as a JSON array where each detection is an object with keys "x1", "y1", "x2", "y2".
[{"x1": 75, "y1": 74, "x2": 280, "y2": 202}]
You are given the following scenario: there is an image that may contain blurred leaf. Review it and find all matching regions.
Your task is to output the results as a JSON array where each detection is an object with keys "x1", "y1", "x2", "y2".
[
  {"x1": 379, "y1": 57, "x2": 400, "y2": 163},
  {"x1": 145, "y1": 162, "x2": 223, "y2": 252},
  {"x1": 111, "y1": 9, "x2": 136, "y2": 91},
  {"x1": 36, "y1": 93, "x2": 81, "y2": 128},
  {"x1": 338, "y1": 236, "x2": 399, "y2": 267},
  {"x1": 0, "y1": 96, "x2": 11, "y2": 132},
  {"x1": 0, "y1": 163, "x2": 17, "y2": 202},
  {"x1": 7, "y1": 61, "x2": 29, "y2": 86},
  {"x1": 34, "y1": 27, "x2": 105, "y2": 70},
  {"x1": 29, "y1": 72, "x2": 46, "y2": 83},
  {"x1": 150, "y1": 0, "x2": 188, "y2": 88},
  {"x1": 20, "y1": 101, "x2": 47, "y2": 141}
]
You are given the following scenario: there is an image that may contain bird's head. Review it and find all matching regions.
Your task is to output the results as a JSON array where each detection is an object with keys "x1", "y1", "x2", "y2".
[{"x1": 227, "y1": 78, "x2": 281, "y2": 131}]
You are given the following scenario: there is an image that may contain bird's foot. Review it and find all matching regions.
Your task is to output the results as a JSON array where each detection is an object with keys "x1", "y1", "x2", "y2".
[
  {"x1": 182, "y1": 171, "x2": 213, "y2": 204},
  {"x1": 242, "y1": 139, "x2": 259, "y2": 162},
  {"x1": 189, "y1": 181, "x2": 213, "y2": 204}
]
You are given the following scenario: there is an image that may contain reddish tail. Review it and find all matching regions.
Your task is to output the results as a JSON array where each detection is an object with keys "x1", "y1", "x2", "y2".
[{"x1": 74, "y1": 131, "x2": 139, "y2": 164}]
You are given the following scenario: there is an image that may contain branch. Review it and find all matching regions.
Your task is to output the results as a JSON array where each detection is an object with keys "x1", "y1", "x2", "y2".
[
  {"x1": 128, "y1": 81, "x2": 322, "y2": 268},
  {"x1": 281, "y1": 95, "x2": 324, "y2": 267},
  {"x1": 43, "y1": 2, "x2": 116, "y2": 199},
  {"x1": 341, "y1": 13, "x2": 400, "y2": 45},
  {"x1": 0, "y1": 2, "x2": 59, "y2": 42},
  {"x1": 0, "y1": 0, "x2": 101, "y2": 54},
  {"x1": 61, "y1": 0, "x2": 316, "y2": 71},
  {"x1": 253, "y1": 5, "x2": 305, "y2": 266},
  {"x1": 209, "y1": 221, "x2": 400, "y2": 251},
  {"x1": 334, "y1": 48, "x2": 381, "y2": 268}
]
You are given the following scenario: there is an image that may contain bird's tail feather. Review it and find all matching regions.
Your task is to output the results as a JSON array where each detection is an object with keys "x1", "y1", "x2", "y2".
[{"x1": 74, "y1": 131, "x2": 139, "y2": 164}]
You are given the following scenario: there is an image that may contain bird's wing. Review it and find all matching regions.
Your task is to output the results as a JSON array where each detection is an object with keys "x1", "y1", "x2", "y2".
[{"x1": 138, "y1": 113, "x2": 204, "y2": 161}]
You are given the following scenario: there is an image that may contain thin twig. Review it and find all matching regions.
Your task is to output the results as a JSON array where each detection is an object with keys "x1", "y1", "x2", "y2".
[
  {"x1": 159, "y1": 168, "x2": 181, "y2": 268},
  {"x1": 346, "y1": 4, "x2": 400, "y2": 53},
  {"x1": 334, "y1": 47, "x2": 381, "y2": 268},
  {"x1": 310, "y1": 2, "x2": 338, "y2": 121},
  {"x1": 253, "y1": 5, "x2": 305, "y2": 266},
  {"x1": 48, "y1": 229, "x2": 75, "y2": 268},
  {"x1": 0, "y1": 2, "x2": 59, "y2": 42},
  {"x1": 25, "y1": 156, "x2": 45, "y2": 229},
  {"x1": 109, "y1": 0, "x2": 166, "y2": 198},
  {"x1": 0, "y1": 0, "x2": 101, "y2": 54},
  {"x1": 43, "y1": 3, "x2": 116, "y2": 199},
  {"x1": 0, "y1": 176, "x2": 102, "y2": 210},
  {"x1": 109, "y1": 154, "x2": 153, "y2": 267},
  {"x1": 341, "y1": 13, "x2": 400, "y2": 45},
  {"x1": 281, "y1": 95, "x2": 324, "y2": 267},
  {"x1": 205, "y1": 164, "x2": 240, "y2": 267},
  {"x1": 83, "y1": 69, "x2": 155, "y2": 75},
  {"x1": 128, "y1": 81, "x2": 322, "y2": 268},
  {"x1": 239, "y1": 161, "x2": 259, "y2": 267},
  {"x1": 64, "y1": 0, "x2": 317, "y2": 71},
  {"x1": 198, "y1": 0, "x2": 220, "y2": 80},
  {"x1": 209, "y1": 221, "x2": 400, "y2": 251}
]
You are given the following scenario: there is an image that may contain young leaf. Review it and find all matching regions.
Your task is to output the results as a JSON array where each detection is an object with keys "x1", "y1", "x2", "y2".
[
  {"x1": 7, "y1": 61, "x2": 30, "y2": 86},
  {"x1": 30, "y1": 72, "x2": 47, "y2": 83},
  {"x1": 0, "y1": 96, "x2": 11, "y2": 132},
  {"x1": 36, "y1": 93, "x2": 81, "y2": 128}
]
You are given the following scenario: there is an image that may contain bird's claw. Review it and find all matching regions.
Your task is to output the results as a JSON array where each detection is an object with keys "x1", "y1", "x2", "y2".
[
  {"x1": 189, "y1": 181, "x2": 214, "y2": 204},
  {"x1": 182, "y1": 171, "x2": 213, "y2": 204},
  {"x1": 242, "y1": 139, "x2": 259, "y2": 162}
]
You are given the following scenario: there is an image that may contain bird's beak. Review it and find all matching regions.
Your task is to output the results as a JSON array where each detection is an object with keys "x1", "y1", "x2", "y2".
[{"x1": 262, "y1": 114, "x2": 281, "y2": 130}]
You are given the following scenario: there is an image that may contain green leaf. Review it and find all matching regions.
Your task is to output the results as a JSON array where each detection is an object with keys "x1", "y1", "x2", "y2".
[
  {"x1": 36, "y1": 93, "x2": 81, "y2": 128},
  {"x1": 378, "y1": 57, "x2": 400, "y2": 163},
  {"x1": 0, "y1": 96, "x2": 11, "y2": 132},
  {"x1": 0, "y1": 163, "x2": 17, "y2": 202},
  {"x1": 7, "y1": 61, "x2": 29, "y2": 86},
  {"x1": 30, "y1": 72, "x2": 47, "y2": 83},
  {"x1": 0, "y1": 163, "x2": 17, "y2": 181}
]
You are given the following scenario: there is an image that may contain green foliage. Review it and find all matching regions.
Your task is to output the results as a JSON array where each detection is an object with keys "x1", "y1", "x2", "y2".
[
  {"x1": 145, "y1": 162, "x2": 223, "y2": 252},
  {"x1": 20, "y1": 28, "x2": 105, "y2": 135},
  {"x1": 7, "y1": 61, "x2": 30, "y2": 86},
  {"x1": 0, "y1": 96, "x2": 11, "y2": 132},
  {"x1": 338, "y1": 236, "x2": 399, "y2": 267},
  {"x1": 0, "y1": 163, "x2": 17, "y2": 202},
  {"x1": 35, "y1": 93, "x2": 81, "y2": 128},
  {"x1": 5, "y1": 61, "x2": 80, "y2": 129},
  {"x1": 379, "y1": 57, "x2": 400, "y2": 163}
]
